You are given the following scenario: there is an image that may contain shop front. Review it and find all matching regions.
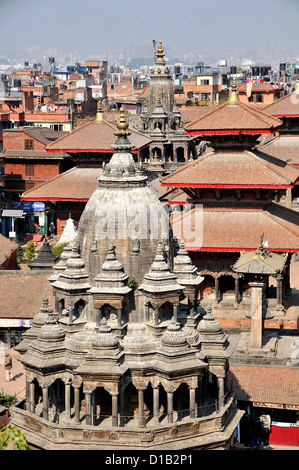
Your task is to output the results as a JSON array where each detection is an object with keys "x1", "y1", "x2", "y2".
[
  {"x1": 22, "y1": 201, "x2": 47, "y2": 241},
  {"x1": 253, "y1": 401, "x2": 299, "y2": 447}
]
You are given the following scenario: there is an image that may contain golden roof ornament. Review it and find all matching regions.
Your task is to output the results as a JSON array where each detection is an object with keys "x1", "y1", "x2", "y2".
[
  {"x1": 227, "y1": 77, "x2": 240, "y2": 106},
  {"x1": 155, "y1": 40, "x2": 165, "y2": 59},
  {"x1": 96, "y1": 101, "x2": 104, "y2": 121},
  {"x1": 114, "y1": 107, "x2": 131, "y2": 139}
]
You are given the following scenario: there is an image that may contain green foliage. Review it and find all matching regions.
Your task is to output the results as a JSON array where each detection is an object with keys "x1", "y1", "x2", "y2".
[
  {"x1": 24, "y1": 240, "x2": 36, "y2": 261},
  {"x1": 51, "y1": 242, "x2": 68, "y2": 259},
  {"x1": 0, "y1": 391, "x2": 15, "y2": 408},
  {"x1": 127, "y1": 277, "x2": 137, "y2": 289},
  {"x1": 0, "y1": 424, "x2": 29, "y2": 450},
  {"x1": 16, "y1": 242, "x2": 24, "y2": 264}
]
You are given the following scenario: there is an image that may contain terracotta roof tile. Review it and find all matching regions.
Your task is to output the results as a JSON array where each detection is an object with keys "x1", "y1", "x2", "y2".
[
  {"x1": 46, "y1": 119, "x2": 151, "y2": 153},
  {"x1": 263, "y1": 90, "x2": 299, "y2": 117},
  {"x1": 21, "y1": 166, "x2": 102, "y2": 201},
  {"x1": 258, "y1": 136, "x2": 299, "y2": 165},
  {"x1": 185, "y1": 101, "x2": 282, "y2": 134},
  {"x1": 162, "y1": 150, "x2": 299, "y2": 188},
  {"x1": 170, "y1": 203, "x2": 299, "y2": 252},
  {"x1": 0, "y1": 235, "x2": 18, "y2": 265},
  {"x1": 228, "y1": 365, "x2": 299, "y2": 405},
  {"x1": 0, "y1": 271, "x2": 55, "y2": 319}
]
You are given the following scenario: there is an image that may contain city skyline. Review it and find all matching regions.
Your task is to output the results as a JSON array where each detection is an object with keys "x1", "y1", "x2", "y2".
[{"x1": 1, "y1": 0, "x2": 299, "y2": 65}]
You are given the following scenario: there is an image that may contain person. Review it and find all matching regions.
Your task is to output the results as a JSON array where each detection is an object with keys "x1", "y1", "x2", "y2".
[
  {"x1": 4, "y1": 353, "x2": 14, "y2": 382},
  {"x1": 259, "y1": 413, "x2": 271, "y2": 447},
  {"x1": 49, "y1": 223, "x2": 55, "y2": 238},
  {"x1": 250, "y1": 418, "x2": 263, "y2": 450}
]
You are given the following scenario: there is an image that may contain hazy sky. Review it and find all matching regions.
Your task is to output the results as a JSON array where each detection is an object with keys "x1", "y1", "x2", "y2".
[{"x1": 1, "y1": 0, "x2": 299, "y2": 61}]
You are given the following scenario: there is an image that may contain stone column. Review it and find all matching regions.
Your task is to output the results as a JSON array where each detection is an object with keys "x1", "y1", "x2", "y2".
[
  {"x1": 111, "y1": 393, "x2": 118, "y2": 427},
  {"x1": 234, "y1": 276, "x2": 240, "y2": 305},
  {"x1": 117, "y1": 309, "x2": 122, "y2": 327},
  {"x1": 189, "y1": 387, "x2": 197, "y2": 418},
  {"x1": 119, "y1": 388, "x2": 125, "y2": 427},
  {"x1": 74, "y1": 387, "x2": 80, "y2": 424},
  {"x1": 29, "y1": 381, "x2": 35, "y2": 414},
  {"x1": 68, "y1": 305, "x2": 74, "y2": 324},
  {"x1": 65, "y1": 380, "x2": 71, "y2": 419},
  {"x1": 167, "y1": 391, "x2": 174, "y2": 424},
  {"x1": 215, "y1": 276, "x2": 220, "y2": 304},
  {"x1": 249, "y1": 281, "x2": 264, "y2": 349},
  {"x1": 217, "y1": 376, "x2": 225, "y2": 409},
  {"x1": 153, "y1": 387, "x2": 160, "y2": 425},
  {"x1": 42, "y1": 386, "x2": 49, "y2": 420},
  {"x1": 173, "y1": 304, "x2": 178, "y2": 322},
  {"x1": 276, "y1": 275, "x2": 283, "y2": 308},
  {"x1": 85, "y1": 391, "x2": 92, "y2": 425},
  {"x1": 138, "y1": 389, "x2": 145, "y2": 427}
]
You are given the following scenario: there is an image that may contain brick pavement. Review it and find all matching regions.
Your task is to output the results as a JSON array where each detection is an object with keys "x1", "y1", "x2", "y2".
[{"x1": 0, "y1": 346, "x2": 26, "y2": 400}]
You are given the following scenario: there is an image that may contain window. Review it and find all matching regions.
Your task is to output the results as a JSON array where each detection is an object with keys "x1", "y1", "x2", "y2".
[
  {"x1": 24, "y1": 139, "x2": 34, "y2": 150},
  {"x1": 201, "y1": 92, "x2": 211, "y2": 101},
  {"x1": 255, "y1": 94, "x2": 263, "y2": 103},
  {"x1": 50, "y1": 124, "x2": 63, "y2": 131},
  {"x1": 25, "y1": 164, "x2": 34, "y2": 176},
  {"x1": 200, "y1": 79, "x2": 209, "y2": 86}
]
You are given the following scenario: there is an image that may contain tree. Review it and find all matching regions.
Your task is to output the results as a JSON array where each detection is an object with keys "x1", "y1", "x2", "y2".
[
  {"x1": 25, "y1": 240, "x2": 36, "y2": 261},
  {"x1": 0, "y1": 424, "x2": 29, "y2": 450}
]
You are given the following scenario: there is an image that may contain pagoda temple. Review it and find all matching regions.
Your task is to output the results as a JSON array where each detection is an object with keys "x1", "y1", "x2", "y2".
[
  {"x1": 161, "y1": 80, "x2": 299, "y2": 327},
  {"x1": 11, "y1": 110, "x2": 243, "y2": 450}
]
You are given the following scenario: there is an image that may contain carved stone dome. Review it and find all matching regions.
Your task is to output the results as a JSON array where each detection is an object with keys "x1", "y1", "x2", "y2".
[
  {"x1": 92, "y1": 318, "x2": 119, "y2": 350},
  {"x1": 38, "y1": 306, "x2": 65, "y2": 343}
]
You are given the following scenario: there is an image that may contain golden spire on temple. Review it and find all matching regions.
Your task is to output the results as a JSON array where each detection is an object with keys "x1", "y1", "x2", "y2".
[
  {"x1": 227, "y1": 77, "x2": 240, "y2": 105},
  {"x1": 114, "y1": 107, "x2": 131, "y2": 138},
  {"x1": 96, "y1": 100, "x2": 104, "y2": 121},
  {"x1": 155, "y1": 40, "x2": 165, "y2": 59}
]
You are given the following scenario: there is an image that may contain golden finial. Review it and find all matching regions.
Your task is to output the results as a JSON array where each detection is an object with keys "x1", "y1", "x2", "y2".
[
  {"x1": 227, "y1": 77, "x2": 240, "y2": 105},
  {"x1": 155, "y1": 40, "x2": 165, "y2": 59},
  {"x1": 114, "y1": 107, "x2": 131, "y2": 138},
  {"x1": 96, "y1": 101, "x2": 104, "y2": 121}
]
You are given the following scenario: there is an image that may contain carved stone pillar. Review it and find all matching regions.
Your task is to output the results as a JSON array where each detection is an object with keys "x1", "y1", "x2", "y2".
[
  {"x1": 249, "y1": 281, "x2": 264, "y2": 349},
  {"x1": 85, "y1": 391, "x2": 92, "y2": 425},
  {"x1": 29, "y1": 381, "x2": 35, "y2": 414},
  {"x1": 215, "y1": 276, "x2": 220, "y2": 304},
  {"x1": 167, "y1": 391, "x2": 174, "y2": 424},
  {"x1": 42, "y1": 386, "x2": 49, "y2": 420},
  {"x1": 153, "y1": 386, "x2": 160, "y2": 425},
  {"x1": 138, "y1": 389, "x2": 146, "y2": 427},
  {"x1": 111, "y1": 393, "x2": 118, "y2": 427},
  {"x1": 217, "y1": 376, "x2": 225, "y2": 409},
  {"x1": 173, "y1": 304, "x2": 178, "y2": 322},
  {"x1": 65, "y1": 380, "x2": 71, "y2": 419},
  {"x1": 74, "y1": 386, "x2": 80, "y2": 424},
  {"x1": 276, "y1": 275, "x2": 283, "y2": 308},
  {"x1": 234, "y1": 276, "x2": 240, "y2": 306},
  {"x1": 189, "y1": 387, "x2": 197, "y2": 418}
]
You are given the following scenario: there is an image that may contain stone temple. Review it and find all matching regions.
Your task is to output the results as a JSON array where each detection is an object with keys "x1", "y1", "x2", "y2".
[{"x1": 11, "y1": 110, "x2": 243, "y2": 450}]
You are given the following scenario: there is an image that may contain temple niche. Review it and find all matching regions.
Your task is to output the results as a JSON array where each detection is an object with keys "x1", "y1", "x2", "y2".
[{"x1": 11, "y1": 110, "x2": 243, "y2": 450}]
